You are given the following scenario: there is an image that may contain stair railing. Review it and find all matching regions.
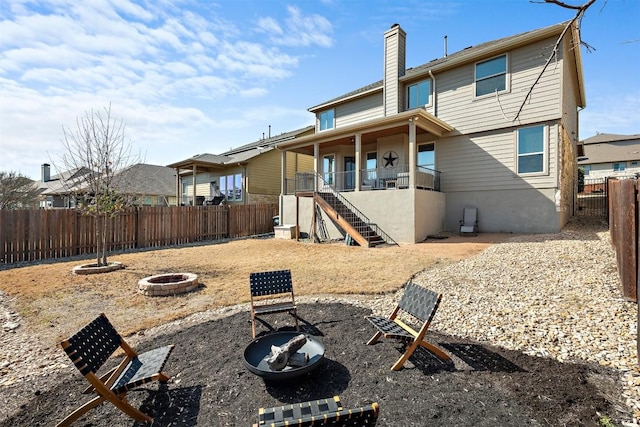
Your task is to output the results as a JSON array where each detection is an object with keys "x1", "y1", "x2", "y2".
[{"x1": 312, "y1": 172, "x2": 398, "y2": 246}]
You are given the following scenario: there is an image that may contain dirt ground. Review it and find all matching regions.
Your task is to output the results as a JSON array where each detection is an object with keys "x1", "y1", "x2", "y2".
[
  {"x1": 0, "y1": 231, "x2": 626, "y2": 426},
  {"x1": 1, "y1": 303, "x2": 620, "y2": 426}
]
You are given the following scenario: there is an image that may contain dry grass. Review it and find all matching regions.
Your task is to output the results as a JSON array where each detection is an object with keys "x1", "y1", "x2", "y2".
[{"x1": 0, "y1": 234, "x2": 507, "y2": 345}]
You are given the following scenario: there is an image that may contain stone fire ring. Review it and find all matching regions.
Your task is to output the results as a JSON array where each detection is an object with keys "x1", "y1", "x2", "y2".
[
  {"x1": 138, "y1": 273, "x2": 199, "y2": 297},
  {"x1": 72, "y1": 262, "x2": 124, "y2": 275}
]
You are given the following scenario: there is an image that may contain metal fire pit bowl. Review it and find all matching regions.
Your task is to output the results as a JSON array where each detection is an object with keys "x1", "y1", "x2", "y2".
[{"x1": 243, "y1": 332, "x2": 325, "y2": 381}]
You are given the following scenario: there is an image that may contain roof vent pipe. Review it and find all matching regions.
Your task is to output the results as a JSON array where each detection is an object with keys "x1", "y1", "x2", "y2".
[
  {"x1": 269, "y1": 125, "x2": 271, "y2": 138},
  {"x1": 444, "y1": 35, "x2": 448, "y2": 58}
]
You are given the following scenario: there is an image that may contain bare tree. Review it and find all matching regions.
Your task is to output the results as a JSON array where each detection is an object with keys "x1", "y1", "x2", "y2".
[
  {"x1": 511, "y1": 0, "x2": 598, "y2": 121},
  {"x1": 0, "y1": 171, "x2": 40, "y2": 209},
  {"x1": 56, "y1": 104, "x2": 140, "y2": 266}
]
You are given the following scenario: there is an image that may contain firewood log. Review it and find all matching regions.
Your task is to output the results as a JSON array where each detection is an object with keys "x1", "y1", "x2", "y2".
[{"x1": 266, "y1": 334, "x2": 307, "y2": 371}]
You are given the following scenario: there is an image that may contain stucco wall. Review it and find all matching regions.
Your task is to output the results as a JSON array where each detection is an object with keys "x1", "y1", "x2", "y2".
[
  {"x1": 281, "y1": 189, "x2": 446, "y2": 244},
  {"x1": 445, "y1": 188, "x2": 560, "y2": 234}
]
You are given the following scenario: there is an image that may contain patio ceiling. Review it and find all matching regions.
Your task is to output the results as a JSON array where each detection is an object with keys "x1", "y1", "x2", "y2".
[{"x1": 277, "y1": 109, "x2": 454, "y2": 155}]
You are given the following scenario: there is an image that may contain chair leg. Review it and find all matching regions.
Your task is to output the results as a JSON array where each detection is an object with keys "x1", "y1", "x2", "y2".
[
  {"x1": 366, "y1": 331, "x2": 383, "y2": 346},
  {"x1": 391, "y1": 340, "x2": 421, "y2": 371},
  {"x1": 251, "y1": 315, "x2": 257, "y2": 338},
  {"x1": 56, "y1": 396, "x2": 106, "y2": 427},
  {"x1": 291, "y1": 310, "x2": 300, "y2": 331},
  {"x1": 419, "y1": 341, "x2": 451, "y2": 362},
  {"x1": 104, "y1": 392, "x2": 153, "y2": 423}
]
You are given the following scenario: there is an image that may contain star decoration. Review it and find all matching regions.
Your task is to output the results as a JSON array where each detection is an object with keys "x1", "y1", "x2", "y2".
[{"x1": 383, "y1": 151, "x2": 398, "y2": 168}]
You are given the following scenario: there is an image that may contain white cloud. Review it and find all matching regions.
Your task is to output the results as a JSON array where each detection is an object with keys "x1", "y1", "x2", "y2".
[
  {"x1": 256, "y1": 5, "x2": 334, "y2": 48},
  {"x1": 0, "y1": 1, "x2": 333, "y2": 179},
  {"x1": 580, "y1": 91, "x2": 640, "y2": 138}
]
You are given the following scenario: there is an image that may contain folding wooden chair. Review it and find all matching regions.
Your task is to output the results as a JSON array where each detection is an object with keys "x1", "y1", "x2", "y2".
[
  {"x1": 365, "y1": 281, "x2": 451, "y2": 370},
  {"x1": 56, "y1": 313, "x2": 174, "y2": 426},
  {"x1": 254, "y1": 396, "x2": 379, "y2": 426},
  {"x1": 249, "y1": 269, "x2": 299, "y2": 338}
]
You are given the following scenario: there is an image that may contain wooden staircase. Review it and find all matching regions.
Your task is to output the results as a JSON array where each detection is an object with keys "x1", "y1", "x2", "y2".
[{"x1": 313, "y1": 191, "x2": 389, "y2": 247}]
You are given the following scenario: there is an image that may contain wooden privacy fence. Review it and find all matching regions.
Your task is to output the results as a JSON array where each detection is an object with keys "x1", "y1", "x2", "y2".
[
  {"x1": 0, "y1": 204, "x2": 278, "y2": 264},
  {"x1": 608, "y1": 178, "x2": 638, "y2": 303}
]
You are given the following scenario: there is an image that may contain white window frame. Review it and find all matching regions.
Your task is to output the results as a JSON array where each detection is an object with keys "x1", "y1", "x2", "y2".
[
  {"x1": 323, "y1": 154, "x2": 335, "y2": 185},
  {"x1": 220, "y1": 173, "x2": 243, "y2": 202},
  {"x1": 407, "y1": 79, "x2": 432, "y2": 109},
  {"x1": 319, "y1": 109, "x2": 335, "y2": 131},
  {"x1": 516, "y1": 125, "x2": 547, "y2": 176},
  {"x1": 474, "y1": 54, "x2": 509, "y2": 98},
  {"x1": 417, "y1": 143, "x2": 435, "y2": 171},
  {"x1": 613, "y1": 162, "x2": 626, "y2": 172}
]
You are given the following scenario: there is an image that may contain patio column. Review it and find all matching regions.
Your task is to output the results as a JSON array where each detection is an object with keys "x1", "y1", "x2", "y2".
[
  {"x1": 354, "y1": 133, "x2": 362, "y2": 191},
  {"x1": 192, "y1": 165, "x2": 197, "y2": 203},
  {"x1": 174, "y1": 168, "x2": 180, "y2": 206},
  {"x1": 314, "y1": 143, "x2": 320, "y2": 191},
  {"x1": 280, "y1": 150, "x2": 286, "y2": 222},
  {"x1": 408, "y1": 118, "x2": 417, "y2": 189},
  {"x1": 281, "y1": 150, "x2": 287, "y2": 196}
]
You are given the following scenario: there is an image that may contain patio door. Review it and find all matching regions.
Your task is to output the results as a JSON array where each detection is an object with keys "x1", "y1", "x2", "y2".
[{"x1": 344, "y1": 157, "x2": 355, "y2": 190}]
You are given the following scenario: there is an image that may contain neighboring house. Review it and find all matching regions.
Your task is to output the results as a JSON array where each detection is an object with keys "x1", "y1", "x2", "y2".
[
  {"x1": 113, "y1": 163, "x2": 177, "y2": 206},
  {"x1": 36, "y1": 163, "x2": 92, "y2": 208},
  {"x1": 36, "y1": 163, "x2": 177, "y2": 208},
  {"x1": 578, "y1": 133, "x2": 640, "y2": 183},
  {"x1": 167, "y1": 126, "x2": 314, "y2": 206},
  {"x1": 276, "y1": 21, "x2": 585, "y2": 244}
]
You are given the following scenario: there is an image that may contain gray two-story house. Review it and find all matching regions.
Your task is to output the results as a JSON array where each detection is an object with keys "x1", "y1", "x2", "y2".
[{"x1": 276, "y1": 21, "x2": 585, "y2": 245}]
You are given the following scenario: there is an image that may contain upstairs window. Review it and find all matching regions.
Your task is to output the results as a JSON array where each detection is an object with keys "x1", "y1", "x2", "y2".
[
  {"x1": 407, "y1": 80, "x2": 431, "y2": 109},
  {"x1": 582, "y1": 165, "x2": 590, "y2": 175},
  {"x1": 517, "y1": 125, "x2": 546, "y2": 175},
  {"x1": 319, "y1": 109, "x2": 334, "y2": 131},
  {"x1": 475, "y1": 54, "x2": 507, "y2": 97}
]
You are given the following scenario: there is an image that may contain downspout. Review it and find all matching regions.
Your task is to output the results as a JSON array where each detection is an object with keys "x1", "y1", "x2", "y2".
[{"x1": 428, "y1": 69, "x2": 437, "y2": 117}]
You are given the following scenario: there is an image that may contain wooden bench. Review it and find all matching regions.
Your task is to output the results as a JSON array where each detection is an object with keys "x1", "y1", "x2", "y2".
[
  {"x1": 365, "y1": 281, "x2": 450, "y2": 370},
  {"x1": 57, "y1": 313, "x2": 174, "y2": 426},
  {"x1": 254, "y1": 396, "x2": 379, "y2": 426},
  {"x1": 249, "y1": 269, "x2": 299, "y2": 338}
]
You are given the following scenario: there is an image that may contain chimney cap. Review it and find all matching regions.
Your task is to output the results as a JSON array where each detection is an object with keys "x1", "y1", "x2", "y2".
[{"x1": 390, "y1": 23, "x2": 399, "y2": 29}]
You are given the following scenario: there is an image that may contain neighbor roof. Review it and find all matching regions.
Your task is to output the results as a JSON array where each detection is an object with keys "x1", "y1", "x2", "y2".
[
  {"x1": 578, "y1": 134, "x2": 640, "y2": 165},
  {"x1": 581, "y1": 133, "x2": 640, "y2": 145},
  {"x1": 167, "y1": 125, "x2": 314, "y2": 169},
  {"x1": 114, "y1": 163, "x2": 176, "y2": 196}
]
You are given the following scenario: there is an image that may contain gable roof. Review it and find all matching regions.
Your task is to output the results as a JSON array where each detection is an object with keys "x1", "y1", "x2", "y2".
[
  {"x1": 38, "y1": 163, "x2": 175, "y2": 196},
  {"x1": 167, "y1": 125, "x2": 314, "y2": 169},
  {"x1": 114, "y1": 163, "x2": 176, "y2": 196},
  {"x1": 581, "y1": 133, "x2": 640, "y2": 145},
  {"x1": 36, "y1": 167, "x2": 92, "y2": 195},
  {"x1": 578, "y1": 134, "x2": 640, "y2": 165},
  {"x1": 309, "y1": 21, "x2": 583, "y2": 112}
]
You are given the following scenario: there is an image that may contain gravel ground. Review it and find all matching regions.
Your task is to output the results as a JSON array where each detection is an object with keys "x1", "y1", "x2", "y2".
[{"x1": 0, "y1": 216, "x2": 637, "y2": 425}]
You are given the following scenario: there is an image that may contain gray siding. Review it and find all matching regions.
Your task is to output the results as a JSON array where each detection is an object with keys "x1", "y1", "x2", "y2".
[
  {"x1": 431, "y1": 36, "x2": 562, "y2": 133},
  {"x1": 335, "y1": 92, "x2": 383, "y2": 128},
  {"x1": 438, "y1": 124, "x2": 558, "y2": 193}
]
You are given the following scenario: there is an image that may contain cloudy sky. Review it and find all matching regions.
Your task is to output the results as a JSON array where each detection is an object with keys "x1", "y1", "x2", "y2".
[{"x1": 1, "y1": 0, "x2": 638, "y2": 180}]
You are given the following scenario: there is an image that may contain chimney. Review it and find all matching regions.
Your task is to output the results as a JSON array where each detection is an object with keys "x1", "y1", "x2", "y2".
[
  {"x1": 41, "y1": 163, "x2": 50, "y2": 182},
  {"x1": 383, "y1": 23, "x2": 406, "y2": 117}
]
